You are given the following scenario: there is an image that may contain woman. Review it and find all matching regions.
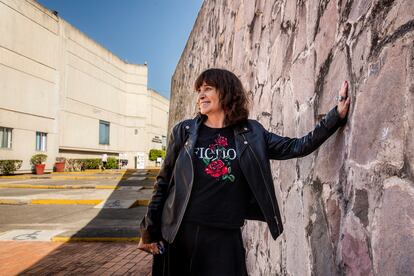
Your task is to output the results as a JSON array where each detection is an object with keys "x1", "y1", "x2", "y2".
[{"x1": 139, "y1": 68, "x2": 350, "y2": 275}]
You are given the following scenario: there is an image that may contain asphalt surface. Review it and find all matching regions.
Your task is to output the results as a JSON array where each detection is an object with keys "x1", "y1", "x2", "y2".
[{"x1": 0, "y1": 205, "x2": 147, "y2": 232}]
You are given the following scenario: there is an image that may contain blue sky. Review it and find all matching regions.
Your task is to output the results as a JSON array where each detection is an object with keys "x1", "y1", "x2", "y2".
[{"x1": 37, "y1": 0, "x2": 204, "y2": 99}]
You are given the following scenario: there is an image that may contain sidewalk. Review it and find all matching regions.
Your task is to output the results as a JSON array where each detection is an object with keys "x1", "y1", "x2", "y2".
[{"x1": 0, "y1": 241, "x2": 152, "y2": 275}]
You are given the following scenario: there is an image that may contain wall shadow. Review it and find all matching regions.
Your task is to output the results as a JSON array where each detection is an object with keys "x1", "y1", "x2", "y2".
[{"x1": 15, "y1": 168, "x2": 158, "y2": 275}]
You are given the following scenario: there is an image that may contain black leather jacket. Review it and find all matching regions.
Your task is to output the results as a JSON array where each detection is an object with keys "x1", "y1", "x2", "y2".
[{"x1": 140, "y1": 106, "x2": 346, "y2": 243}]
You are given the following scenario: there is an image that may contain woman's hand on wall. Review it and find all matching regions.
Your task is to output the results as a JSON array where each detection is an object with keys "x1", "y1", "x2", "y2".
[{"x1": 337, "y1": 81, "x2": 351, "y2": 119}]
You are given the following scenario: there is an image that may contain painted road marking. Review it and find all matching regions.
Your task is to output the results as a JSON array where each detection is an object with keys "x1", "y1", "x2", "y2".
[
  {"x1": 117, "y1": 186, "x2": 143, "y2": 191},
  {"x1": 132, "y1": 172, "x2": 147, "y2": 176},
  {"x1": 0, "y1": 230, "x2": 66, "y2": 241},
  {"x1": 94, "y1": 199, "x2": 138, "y2": 209},
  {"x1": 126, "y1": 177, "x2": 146, "y2": 181}
]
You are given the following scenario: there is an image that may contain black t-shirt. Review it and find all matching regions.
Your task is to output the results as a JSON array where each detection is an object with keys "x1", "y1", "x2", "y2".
[{"x1": 183, "y1": 123, "x2": 250, "y2": 228}]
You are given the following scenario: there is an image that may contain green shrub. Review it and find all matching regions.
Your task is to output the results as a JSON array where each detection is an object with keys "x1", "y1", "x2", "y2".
[
  {"x1": 68, "y1": 158, "x2": 122, "y2": 169},
  {"x1": 149, "y1": 149, "x2": 166, "y2": 161},
  {"x1": 105, "y1": 157, "x2": 118, "y2": 169},
  {"x1": 65, "y1": 159, "x2": 100, "y2": 171},
  {"x1": 55, "y1": 157, "x2": 66, "y2": 163},
  {"x1": 62, "y1": 158, "x2": 121, "y2": 171},
  {"x1": 81, "y1": 159, "x2": 101, "y2": 169},
  {"x1": 66, "y1": 159, "x2": 83, "y2": 172},
  {"x1": 30, "y1": 154, "x2": 47, "y2": 165},
  {"x1": 0, "y1": 160, "x2": 23, "y2": 175}
]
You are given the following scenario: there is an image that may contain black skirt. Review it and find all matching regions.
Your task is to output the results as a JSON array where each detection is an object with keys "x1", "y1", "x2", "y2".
[{"x1": 152, "y1": 222, "x2": 248, "y2": 276}]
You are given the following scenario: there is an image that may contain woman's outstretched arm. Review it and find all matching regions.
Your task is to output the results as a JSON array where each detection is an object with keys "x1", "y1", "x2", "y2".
[{"x1": 267, "y1": 81, "x2": 350, "y2": 160}]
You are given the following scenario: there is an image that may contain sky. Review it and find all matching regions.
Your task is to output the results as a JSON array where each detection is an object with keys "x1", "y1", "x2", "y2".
[{"x1": 36, "y1": 0, "x2": 204, "y2": 99}]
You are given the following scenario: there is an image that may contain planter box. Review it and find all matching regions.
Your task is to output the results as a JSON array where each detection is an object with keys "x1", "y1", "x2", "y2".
[
  {"x1": 54, "y1": 162, "x2": 65, "y2": 172},
  {"x1": 35, "y1": 164, "x2": 45, "y2": 175}
]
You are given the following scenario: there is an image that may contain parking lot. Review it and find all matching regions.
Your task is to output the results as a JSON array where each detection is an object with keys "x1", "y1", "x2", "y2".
[{"x1": 0, "y1": 169, "x2": 157, "y2": 275}]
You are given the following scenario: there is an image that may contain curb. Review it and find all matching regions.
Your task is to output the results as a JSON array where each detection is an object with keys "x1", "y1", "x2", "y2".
[
  {"x1": 0, "y1": 229, "x2": 142, "y2": 243},
  {"x1": 51, "y1": 228, "x2": 142, "y2": 243},
  {"x1": 0, "y1": 199, "x2": 27, "y2": 205},
  {"x1": 31, "y1": 199, "x2": 103, "y2": 205},
  {"x1": 0, "y1": 176, "x2": 123, "y2": 180},
  {"x1": 51, "y1": 236, "x2": 140, "y2": 242},
  {"x1": 0, "y1": 184, "x2": 118, "y2": 190},
  {"x1": 0, "y1": 198, "x2": 150, "y2": 206},
  {"x1": 0, "y1": 175, "x2": 156, "y2": 181},
  {"x1": 51, "y1": 170, "x2": 127, "y2": 175},
  {"x1": 133, "y1": 199, "x2": 150, "y2": 207},
  {"x1": 0, "y1": 169, "x2": 158, "y2": 179},
  {"x1": 0, "y1": 198, "x2": 102, "y2": 205}
]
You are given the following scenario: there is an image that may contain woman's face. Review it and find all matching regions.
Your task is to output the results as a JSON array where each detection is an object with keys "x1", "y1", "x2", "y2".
[{"x1": 197, "y1": 82, "x2": 223, "y2": 116}]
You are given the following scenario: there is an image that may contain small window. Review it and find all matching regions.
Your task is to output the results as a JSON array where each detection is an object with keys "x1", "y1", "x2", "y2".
[
  {"x1": 36, "y1": 132, "x2": 47, "y2": 151},
  {"x1": 162, "y1": 135, "x2": 167, "y2": 150},
  {"x1": 99, "y1": 120, "x2": 110, "y2": 145},
  {"x1": 0, "y1": 127, "x2": 12, "y2": 149}
]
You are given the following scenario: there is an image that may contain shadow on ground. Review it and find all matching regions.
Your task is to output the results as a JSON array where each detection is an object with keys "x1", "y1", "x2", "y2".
[{"x1": 17, "y1": 169, "x2": 157, "y2": 275}]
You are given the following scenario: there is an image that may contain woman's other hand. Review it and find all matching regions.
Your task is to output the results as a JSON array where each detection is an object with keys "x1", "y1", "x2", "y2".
[
  {"x1": 337, "y1": 81, "x2": 351, "y2": 119},
  {"x1": 138, "y1": 239, "x2": 162, "y2": 255}
]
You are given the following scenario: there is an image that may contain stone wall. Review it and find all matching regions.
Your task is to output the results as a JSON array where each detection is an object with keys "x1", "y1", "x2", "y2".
[{"x1": 171, "y1": 0, "x2": 414, "y2": 275}]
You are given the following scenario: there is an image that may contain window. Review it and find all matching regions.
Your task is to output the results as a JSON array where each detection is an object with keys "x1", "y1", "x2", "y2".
[
  {"x1": 36, "y1": 132, "x2": 47, "y2": 151},
  {"x1": 99, "y1": 120, "x2": 110, "y2": 145},
  {"x1": 162, "y1": 135, "x2": 167, "y2": 150},
  {"x1": 0, "y1": 127, "x2": 12, "y2": 149}
]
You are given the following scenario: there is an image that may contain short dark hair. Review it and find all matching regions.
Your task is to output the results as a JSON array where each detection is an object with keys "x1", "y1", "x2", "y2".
[{"x1": 194, "y1": 68, "x2": 250, "y2": 126}]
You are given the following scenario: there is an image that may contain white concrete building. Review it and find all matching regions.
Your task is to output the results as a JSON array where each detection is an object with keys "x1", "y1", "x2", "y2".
[{"x1": 0, "y1": 0, "x2": 169, "y2": 172}]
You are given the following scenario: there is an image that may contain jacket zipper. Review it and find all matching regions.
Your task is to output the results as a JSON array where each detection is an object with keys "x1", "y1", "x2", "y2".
[
  {"x1": 242, "y1": 133, "x2": 282, "y2": 234},
  {"x1": 170, "y1": 145, "x2": 194, "y2": 242}
]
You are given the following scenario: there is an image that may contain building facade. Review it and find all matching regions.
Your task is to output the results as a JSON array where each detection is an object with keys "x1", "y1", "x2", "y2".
[{"x1": 0, "y1": 0, "x2": 169, "y2": 172}]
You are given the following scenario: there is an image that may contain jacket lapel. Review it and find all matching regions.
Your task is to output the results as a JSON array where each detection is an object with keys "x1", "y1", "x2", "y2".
[
  {"x1": 183, "y1": 114, "x2": 204, "y2": 159},
  {"x1": 234, "y1": 121, "x2": 251, "y2": 159}
]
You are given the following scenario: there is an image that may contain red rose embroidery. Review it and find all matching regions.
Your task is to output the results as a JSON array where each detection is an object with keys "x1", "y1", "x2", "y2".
[
  {"x1": 204, "y1": 159, "x2": 228, "y2": 178},
  {"x1": 209, "y1": 144, "x2": 216, "y2": 150},
  {"x1": 215, "y1": 136, "x2": 228, "y2": 147}
]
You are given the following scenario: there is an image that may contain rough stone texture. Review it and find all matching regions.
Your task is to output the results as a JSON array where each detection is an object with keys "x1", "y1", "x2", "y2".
[
  {"x1": 171, "y1": 0, "x2": 414, "y2": 275},
  {"x1": 372, "y1": 177, "x2": 414, "y2": 276}
]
